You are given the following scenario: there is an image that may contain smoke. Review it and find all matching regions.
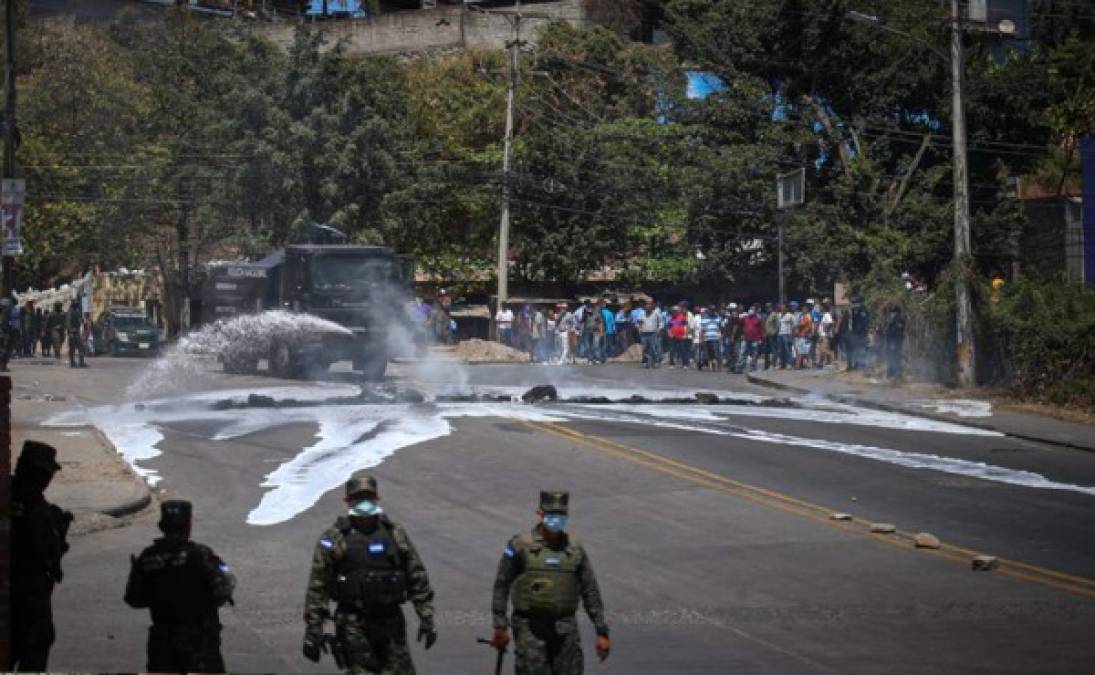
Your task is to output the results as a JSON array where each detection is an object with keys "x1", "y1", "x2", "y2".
[{"x1": 368, "y1": 279, "x2": 472, "y2": 393}]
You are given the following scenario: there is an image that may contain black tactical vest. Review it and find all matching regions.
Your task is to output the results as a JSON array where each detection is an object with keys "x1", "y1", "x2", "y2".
[
  {"x1": 334, "y1": 522, "x2": 407, "y2": 610},
  {"x1": 138, "y1": 539, "x2": 218, "y2": 626}
]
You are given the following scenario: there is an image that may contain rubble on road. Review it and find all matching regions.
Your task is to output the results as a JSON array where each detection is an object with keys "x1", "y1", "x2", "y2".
[
  {"x1": 972, "y1": 555, "x2": 999, "y2": 571},
  {"x1": 914, "y1": 532, "x2": 942, "y2": 549},
  {"x1": 610, "y1": 343, "x2": 643, "y2": 362},
  {"x1": 453, "y1": 338, "x2": 530, "y2": 363},
  {"x1": 522, "y1": 385, "x2": 558, "y2": 404}
]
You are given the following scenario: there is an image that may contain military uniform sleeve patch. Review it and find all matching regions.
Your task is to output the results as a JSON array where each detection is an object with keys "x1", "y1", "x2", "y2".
[
  {"x1": 319, "y1": 537, "x2": 334, "y2": 550},
  {"x1": 504, "y1": 544, "x2": 516, "y2": 559}
]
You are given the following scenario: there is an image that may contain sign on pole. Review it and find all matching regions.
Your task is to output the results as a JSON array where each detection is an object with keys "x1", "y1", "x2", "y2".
[
  {"x1": 965, "y1": 0, "x2": 1028, "y2": 37},
  {"x1": 2, "y1": 179, "x2": 26, "y2": 256},
  {"x1": 776, "y1": 168, "x2": 805, "y2": 210}
]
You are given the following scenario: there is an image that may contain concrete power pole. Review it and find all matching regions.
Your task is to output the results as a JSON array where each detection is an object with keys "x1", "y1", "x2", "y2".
[
  {"x1": 495, "y1": 0, "x2": 521, "y2": 325},
  {"x1": 2, "y1": 0, "x2": 16, "y2": 298},
  {"x1": 951, "y1": 0, "x2": 976, "y2": 387}
]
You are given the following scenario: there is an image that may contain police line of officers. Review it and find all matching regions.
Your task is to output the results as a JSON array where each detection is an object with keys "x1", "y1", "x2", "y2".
[{"x1": 11, "y1": 442, "x2": 611, "y2": 675}]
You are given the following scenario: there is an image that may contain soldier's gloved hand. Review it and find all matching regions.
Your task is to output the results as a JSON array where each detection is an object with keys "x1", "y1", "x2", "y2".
[
  {"x1": 596, "y1": 634, "x2": 611, "y2": 661},
  {"x1": 417, "y1": 620, "x2": 437, "y2": 650},
  {"x1": 491, "y1": 627, "x2": 510, "y2": 651}
]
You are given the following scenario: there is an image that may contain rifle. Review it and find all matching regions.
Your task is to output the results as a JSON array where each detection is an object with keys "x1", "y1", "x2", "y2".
[
  {"x1": 477, "y1": 637, "x2": 506, "y2": 675},
  {"x1": 316, "y1": 609, "x2": 377, "y2": 672}
]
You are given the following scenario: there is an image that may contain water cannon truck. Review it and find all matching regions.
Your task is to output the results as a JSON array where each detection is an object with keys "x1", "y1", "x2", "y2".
[{"x1": 203, "y1": 245, "x2": 414, "y2": 380}]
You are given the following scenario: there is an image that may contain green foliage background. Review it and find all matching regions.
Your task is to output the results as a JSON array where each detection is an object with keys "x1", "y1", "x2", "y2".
[{"x1": 6, "y1": 1, "x2": 1095, "y2": 399}]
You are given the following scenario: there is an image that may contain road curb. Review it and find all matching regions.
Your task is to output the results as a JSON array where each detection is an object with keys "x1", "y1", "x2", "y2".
[
  {"x1": 85, "y1": 426, "x2": 155, "y2": 518},
  {"x1": 745, "y1": 374, "x2": 1095, "y2": 454}
]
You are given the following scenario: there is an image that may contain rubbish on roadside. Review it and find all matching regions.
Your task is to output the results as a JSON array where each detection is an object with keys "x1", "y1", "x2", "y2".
[
  {"x1": 913, "y1": 532, "x2": 941, "y2": 549},
  {"x1": 522, "y1": 385, "x2": 558, "y2": 404},
  {"x1": 972, "y1": 555, "x2": 999, "y2": 571}
]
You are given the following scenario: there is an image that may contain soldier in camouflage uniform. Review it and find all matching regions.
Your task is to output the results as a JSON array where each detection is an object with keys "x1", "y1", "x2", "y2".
[
  {"x1": 125, "y1": 500, "x2": 237, "y2": 673},
  {"x1": 66, "y1": 300, "x2": 87, "y2": 368},
  {"x1": 11, "y1": 441, "x2": 73, "y2": 671},
  {"x1": 491, "y1": 491, "x2": 611, "y2": 674},
  {"x1": 302, "y1": 471, "x2": 437, "y2": 674}
]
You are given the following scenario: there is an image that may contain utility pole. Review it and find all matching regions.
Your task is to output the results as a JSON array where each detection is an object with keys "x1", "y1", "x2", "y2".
[
  {"x1": 497, "y1": 1, "x2": 520, "y2": 317},
  {"x1": 848, "y1": 7, "x2": 977, "y2": 387},
  {"x1": 775, "y1": 168, "x2": 803, "y2": 306},
  {"x1": 493, "y1": 0, "x2": 521, "y2": 330},
  {"x1": 951, "y1": 0, "x2": 976, "y2": 387},
  {"x1": 2, "y1": 0, "x2": 16, "y2": 299},
  {"x1": 777, "y1": 216, "x2": 785, "y2": 305},
  {"x1": 178, "y1": 201, "x2": 190, "y2": 332}
]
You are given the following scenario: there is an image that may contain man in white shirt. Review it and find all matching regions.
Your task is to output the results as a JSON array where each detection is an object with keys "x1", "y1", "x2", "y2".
[
  {"x1": 638, "y1": 300, "x2": 663, "y2": 368},
  {"x1": 817, "y1": 302, "x2": 835, "y2": 368},
  {"x1": 778, "y1": 303, "x2": 795, "y2": 369},
  {"x1": 495, "y1": 305, "x2": 515, "y2": 347},
  {"x1": 556, "y1": 303, "x2": 576, "y2": 364}
]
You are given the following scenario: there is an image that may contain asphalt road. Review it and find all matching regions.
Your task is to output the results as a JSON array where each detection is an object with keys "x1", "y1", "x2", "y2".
[{"x1": 13, "y1": 354, "x2": 1095, "y2": 674}]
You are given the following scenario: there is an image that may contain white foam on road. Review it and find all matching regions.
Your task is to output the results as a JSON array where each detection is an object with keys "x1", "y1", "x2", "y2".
[
  {"x1": 243, "y1": 402, "x2": 563, "y2": 526},
  {"x1": 45, "y1": 406, "x2": 167, "y2": 486},
  {"x1": 40, "y1": 385, "x2": 1094, "y2": 526},
  {"x1": 917, "y1": 399, "x2": 994, "y2": 418},
  {"x1": 246, "y1": 407, "x2": 451, "y2": 526}
]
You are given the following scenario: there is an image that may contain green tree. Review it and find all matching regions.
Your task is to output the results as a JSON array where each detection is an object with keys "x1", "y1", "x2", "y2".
[{"x1": 15, "y1": 20, "x2": 150, "y2": 288}]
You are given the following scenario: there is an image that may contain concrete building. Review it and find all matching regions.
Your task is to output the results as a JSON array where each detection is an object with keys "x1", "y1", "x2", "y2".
[{"x1": 255, "y1": 0, "x2": 586, "y2": 56}]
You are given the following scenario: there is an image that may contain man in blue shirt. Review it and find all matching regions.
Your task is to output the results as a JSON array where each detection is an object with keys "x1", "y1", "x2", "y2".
[{"x1": 599, "y1": 300, "x2": 616, "y2": 358}]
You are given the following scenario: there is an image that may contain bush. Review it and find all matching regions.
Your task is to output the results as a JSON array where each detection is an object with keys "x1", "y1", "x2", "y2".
[
  {"x1": 984, "y1": 278, "x2": 1095, "y2": 410},
  {"x1": 858, "y1": 270, "x2": 1095, "y2": 411}
]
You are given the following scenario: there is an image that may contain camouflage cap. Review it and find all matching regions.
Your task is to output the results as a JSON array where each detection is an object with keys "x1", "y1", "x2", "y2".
[
  {"x1": 345, "y1": 470, "x2": 378, "y2": 498},
  {"x1": 16, "y1": 440, "x2": 62, "y2": 474},
  {"x1": 159, "y1": 500, "x2": 192, "y2": 527},
  {"x1": 539, "y1": 490, "x2": 569, "y2": 514}
]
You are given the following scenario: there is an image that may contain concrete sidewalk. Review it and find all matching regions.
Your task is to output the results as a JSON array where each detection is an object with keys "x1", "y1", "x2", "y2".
[
  {"x1": 11, "y1": 418, "x2": 153, "y2": 535},
  {"x1": 746, "y1": 367, "x2": 1095, "y2": 453}
]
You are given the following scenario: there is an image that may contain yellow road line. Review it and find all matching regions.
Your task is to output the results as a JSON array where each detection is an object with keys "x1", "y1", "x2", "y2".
[{"x1": 527, "y1": 420, "x2": 1095, "y2": 601}]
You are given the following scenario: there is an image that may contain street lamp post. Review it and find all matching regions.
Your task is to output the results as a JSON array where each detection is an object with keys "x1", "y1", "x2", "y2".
[{"x1": 848, "y1": 5, "x2": 976, "y2": 387}]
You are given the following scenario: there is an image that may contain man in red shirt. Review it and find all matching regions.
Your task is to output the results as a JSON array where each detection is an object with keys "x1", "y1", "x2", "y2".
[{"x1": 734, "y1": 304, "x2": 766, "y2": 373}]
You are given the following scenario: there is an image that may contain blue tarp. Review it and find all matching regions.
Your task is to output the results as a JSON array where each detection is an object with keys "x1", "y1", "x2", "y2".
[
  {"x1": 685, "y1": 71, "x2": 726, "y2": 100},
  {"x1": 306, "y1": 0, "x2": 365, "y2": 17},
  {"x1": 1082, "y1": 138, "x2": 1095, "y2": 286}
]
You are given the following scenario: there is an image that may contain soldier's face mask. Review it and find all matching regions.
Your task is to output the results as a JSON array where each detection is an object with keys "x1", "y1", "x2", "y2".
[
  {"x1": 543, "y1": 513, "x2": 568, "y2": 533},
  {"x1": 348, "y1": 498, "x2": 382, "y2": 518}
]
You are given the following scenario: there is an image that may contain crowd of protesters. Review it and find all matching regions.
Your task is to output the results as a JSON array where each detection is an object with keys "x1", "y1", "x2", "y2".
[{"x1": 494, "y1": 295, "x2": 908, "y2": 377}]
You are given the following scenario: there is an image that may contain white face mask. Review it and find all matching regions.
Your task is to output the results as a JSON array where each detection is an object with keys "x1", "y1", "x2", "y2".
[{"x1": 348, "y1": 499, "x2": 383, "y2": 518}]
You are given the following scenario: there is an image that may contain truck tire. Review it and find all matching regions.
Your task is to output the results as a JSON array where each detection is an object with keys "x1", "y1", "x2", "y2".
[
  {"x1": 224, "y1": 354, "x2": 259, "y2": 375},
  {"x1": 269, "y1": 342, "x2": 299, "y2": 379},
  {"x1": 361, "y1": 355, "x2": 387, "y2": 382}
]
